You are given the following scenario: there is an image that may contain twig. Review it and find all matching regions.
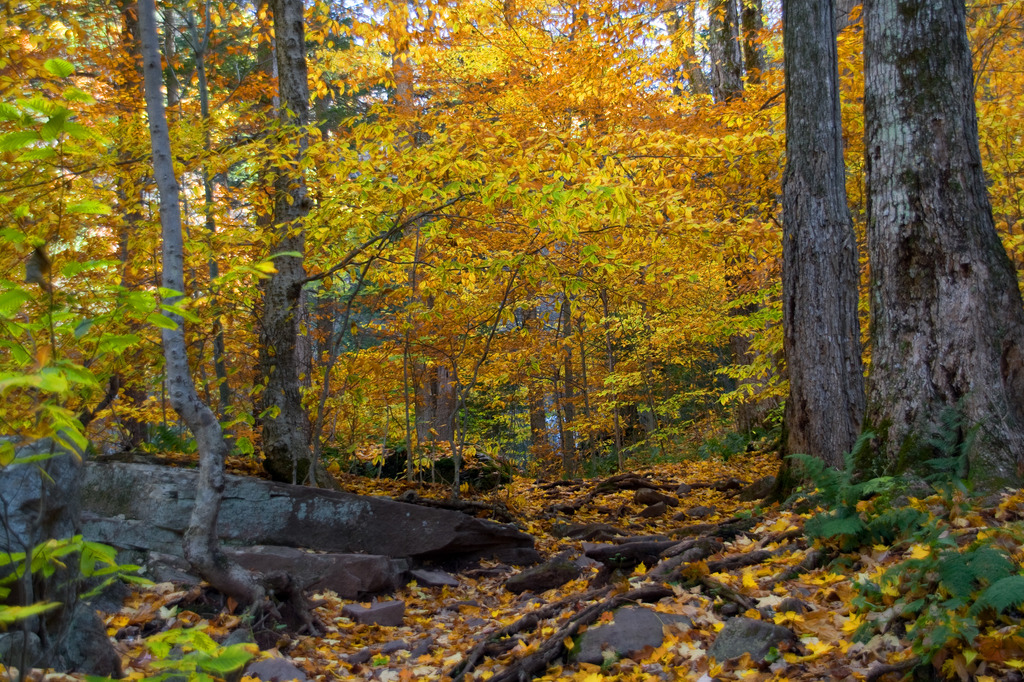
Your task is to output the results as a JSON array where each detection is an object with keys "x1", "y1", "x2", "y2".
[{"x1": 864, "y1": 655, "x2": 921, "y2": 682}]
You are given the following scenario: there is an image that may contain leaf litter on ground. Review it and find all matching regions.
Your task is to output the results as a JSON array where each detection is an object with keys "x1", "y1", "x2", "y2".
[{"x1": 29, "y1": 450, "x2": 1024, "y2": 682}]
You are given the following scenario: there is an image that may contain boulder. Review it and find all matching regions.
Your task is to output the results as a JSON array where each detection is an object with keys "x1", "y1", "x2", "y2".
[
  {"x1": 707, "y1": 617, "x2": 797, "y2": 663},
  {"x1": 737, "y1": 476, "x2": 776, "y2": 502},
  {"x1": 505, "y1": 556, "x2": 580, "y2": 594},
  {"x1": 81, "y1": 463, "x2": 537, "y2": 564},
  {"x1": 0, "y1": 632, "x2": 42, "y2": 669},
  {"x1": 676, "y1": 505, "x2": 716, "y2": 520},
  {"x1": 574, "y1": 606, "x2": 690, "y2": 664},
  {"x1": 0, "y1": 439, "x2": 121, "y2": 677},
  {"x1": 552, "y1": 522, "x2": 625, "y2": 542},
  {"x1": 224, "y1": 546, "x2": 408, "y2": 598},
  {"x1": 638, "y1": 502, "x2": 667, "y2": 518},
  {"x1": 341, "y1": 600, "x2": 405, "y2": 627},
  {"x1": 633, "y1": 489, "x2": 679, "y2": 507},
  {"x1": 583, "y1": 540, "x2": 677, "y2": 570},
  {"x1": 776, "y1": 597, "x2": 810, "y2": 615},
  {"x1": 244, "y1": 658, "x2": 308, "y2": 682},
  {"x1": 408, "y1": 569, "x2": 459, "y2": 588}
]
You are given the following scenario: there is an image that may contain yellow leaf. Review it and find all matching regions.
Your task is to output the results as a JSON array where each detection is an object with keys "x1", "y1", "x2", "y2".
[
  {"x1": 563, "y1": 637, "x2": 574, "y2": 650},
  {"x1": 742, "y1": 569, "x2": 757, "y2": 590},
  {"x1": 773, "y1": 611, "x2": 804, "y2": 626},
  {"x1": 908, "y1": 543, "x2": 931, "y2": 560}
]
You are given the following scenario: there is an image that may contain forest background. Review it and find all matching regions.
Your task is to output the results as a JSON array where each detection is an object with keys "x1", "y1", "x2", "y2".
[{"x1": 2, "y1": 0, "x2": 1023, "y2": 489}]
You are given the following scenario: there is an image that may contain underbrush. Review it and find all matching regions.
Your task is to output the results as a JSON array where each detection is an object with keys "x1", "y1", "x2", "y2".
[{"x1": 791, "y1": 433, "x2": 1024, "y2": 680}]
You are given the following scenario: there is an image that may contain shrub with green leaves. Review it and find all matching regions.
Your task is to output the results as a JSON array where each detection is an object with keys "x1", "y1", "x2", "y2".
[
  {"x1": 791, "y1": 420, "x2": 1024, "y2": 678},
  {"x1": 85, "y1": 627, "x2": 256, "y2": 682}
]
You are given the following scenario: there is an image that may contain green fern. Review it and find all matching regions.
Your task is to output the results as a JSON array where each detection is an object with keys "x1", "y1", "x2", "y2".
[
  {"x1": 936, "y1": 546, "x2": 1013, "y2": 600},
  {"x1": 790, "y1": 433, "x2": 915, "y2": 548},
  {"x1": 804, "y1": 513, "x2": 865, "y2": 540},
  {"x1": 969, "y1": 575, "x2": 1024, "y2": 616}
]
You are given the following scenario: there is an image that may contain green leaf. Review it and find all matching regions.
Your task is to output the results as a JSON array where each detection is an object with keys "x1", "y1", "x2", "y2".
[
  {"x1": 16, "y1": 147, "x2": 56, "y2": 162},
  {"x1": 0, "y1": 130, "x2": 41, "y2": 151},
  {"x1": 158, "y1": 287, "x2": 184, "y2": 299},
  {"x1": 0, "y1": 288, "x2": 32, "y2": 316},
  {"x1": 806, "y1": 512, "x2": 865, "y2": 540},
  {"x1": 62, "y1": 86, "x2": 95, "y2": 104},
  {"x1": 0, "y1": 601, "x2": 61, "y2": 626},
  {"x1": 96, "y1": 333, "x2": 141, "y2": 355},
  {"x1": 74, "y1": 318, "x2": 93, "y2": 338},
  {"x1": 124, "y1": 290, "x2": 157, "y2": 312},
  {"x1": 0, "y1": 102, "x2": 22, "y2": 121},
  {"x1": 20, "y1": 96, "x2": 57, "y2": 116},
  {"x1": 44, "y1": 58, "x2": 75, "y2": 78},
  {"x1": 58, "y1": 363, "x2": 98, "y2": 387},
  {"x1": 62, "y1": 120, "x2": 96, "y2": 140},
  {"x1": 36, "y1": 369, "x2": 69, "y2": 393},
  {"x1": 0, "y1": 441, "x2": 14, "y2": 467},
  {"x1": 234, "y1": 436, "x2": 254, "y2": 456},
  {"x1": 67, "y1": 200, "x2": 112, "y2": 215},
  {"x1": 196, "y1": 644, "x2": 255, "y2": 674},
  {"x1": 149, "y1": 313, "x2": 180, "y2": 330},
  {"x1": 62, "y1": 259, "x2": 118, "y2": 278},
  {"x1": 41, "y1": 110, "x2": 68, "y2": 140}
]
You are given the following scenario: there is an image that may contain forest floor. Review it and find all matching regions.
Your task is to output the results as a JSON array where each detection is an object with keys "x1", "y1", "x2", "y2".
[{"x1": 87, "y1": 450, "x2": 1024, "y2": 682}]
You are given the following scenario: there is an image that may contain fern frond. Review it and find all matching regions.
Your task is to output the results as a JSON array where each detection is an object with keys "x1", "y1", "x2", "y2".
[{"x1": 969, "y1": 575, "x2": 1024, "y2": 616}]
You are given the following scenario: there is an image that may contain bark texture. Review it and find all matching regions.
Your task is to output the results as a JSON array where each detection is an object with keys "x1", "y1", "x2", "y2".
[
  {"x1": 138, "y1": 0, "x2": 262, "y2": 605},
  {"x1": 258, "y1": 0, "x2": 313, "y2": 484},
  {"x1": 708, "y1": 0, "x2": 744, "y2": 102},
  {"x1": 834, "y1": 0, "x2": 861, "y2": 31},
  {"x1": 741, "y1": 0, "x2": 765, "y2": 84},
  {"x1": 781, "y1": 0, "x2": 865, "y2": 468},
  {"x1": 415, "y1": 364, "x2": 457, "y2": 444},
  {"x1": 863, "y1": 0, "x2": 1024, "y2": 487}
]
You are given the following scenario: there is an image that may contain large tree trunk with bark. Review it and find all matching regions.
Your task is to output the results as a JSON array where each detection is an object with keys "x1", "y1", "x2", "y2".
[
  {"x1": 138, "y1": 0, "x2": 263, "y2": 605},
  {"x1": 863, "y1": 0, "x2": 1024, "y2": 488},
  {"x1": 780, "y1": 0, "x2": 865, "y2": 469},
  {"x1": 834, "y1": 0, "x2": 861, "y2": 31},
  {"x1": 258, "y1": 0, "x2": 314, "y2": 484}
]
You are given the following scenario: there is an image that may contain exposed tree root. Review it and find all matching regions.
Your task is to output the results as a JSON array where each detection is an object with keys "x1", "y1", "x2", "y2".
[
  {"x1": 395, "y1": 490, "x2": 517, "y2": 524},
  {"x1": 449, "y1": 584, "x2": 673, "y2": 682}
]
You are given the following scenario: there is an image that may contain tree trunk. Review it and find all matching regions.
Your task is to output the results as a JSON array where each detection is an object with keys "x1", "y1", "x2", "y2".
[
  {"x1": 863, "y1": 0, "x2": 1024, "y2": 488},
  {"x1": 780, "y1": 0, "x2": 865, "y2": 469},
  {"x1": 834, "y1": 0, "x2": 861, "y2": 31},
  {"x1": 559, "y1": 295, "x2": 576, "y2": 476},
  {"x1": 528, "y1": 385, "x2": 548, "y2": 454},
  {"x1": 741, "y1": 0, "x2": 765, "y2": 83},
  {"x1": 114, "y1": 0, "x2": 150, "y2": 452},
  {"x1": 188, "y1": 4, "x2": 232, "y2": 417},
  {"x1": 414, "y1": 364, "x2": 456, "y2": 445},
  {"x1": 708, "y1": 0, "x2": 744, "y2": 102},
  {"x1": 599, "y1": 289, "x2": 623, "y2": 469},
  {"x1": 258, "y1": 0, "x2": 313, "y2": 484},
  {"x1": 138, "y1": 0, "x2": 263, "y2": 605}
]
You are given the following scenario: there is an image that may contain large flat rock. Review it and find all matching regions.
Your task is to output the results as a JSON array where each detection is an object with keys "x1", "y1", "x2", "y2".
[{"x1": 81, "y1": 463, "x2": 538, "y2": 564}]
